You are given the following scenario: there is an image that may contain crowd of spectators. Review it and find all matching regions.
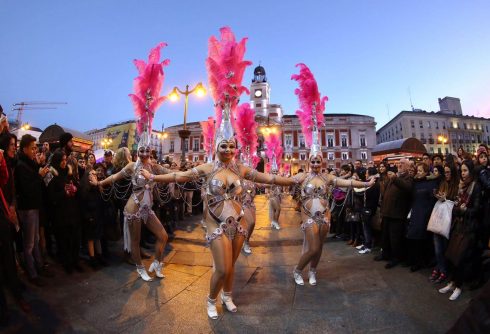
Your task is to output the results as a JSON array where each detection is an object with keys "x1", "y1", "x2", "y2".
[
  {"x1": 1, "y1": 110, "x2": 489, "y2": 324},
  {"x1": 329, "y1": 150, "x2": 490, "y2": 302},
  {"x1": 0, "y1": 117, "x2": 203, "y2": 326}
]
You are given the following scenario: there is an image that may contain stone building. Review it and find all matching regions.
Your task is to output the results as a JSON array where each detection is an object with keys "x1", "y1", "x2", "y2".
[{"x1": 376, "y1": 97, "x2": 490, "y2": 155}]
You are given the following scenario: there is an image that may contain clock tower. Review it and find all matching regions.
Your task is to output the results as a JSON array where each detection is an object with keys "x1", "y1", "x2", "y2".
[{"x1": 250, "y1": 64, "x2": 282, "y2": 125}]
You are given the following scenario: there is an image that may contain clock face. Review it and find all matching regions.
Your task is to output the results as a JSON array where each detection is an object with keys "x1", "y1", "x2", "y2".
[{"x1": 254, "y1": 89, "x2": 262, "y2": 98}]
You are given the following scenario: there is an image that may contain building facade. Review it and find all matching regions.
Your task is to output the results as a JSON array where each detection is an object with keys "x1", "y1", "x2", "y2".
[
  {"x1": 376, "y1": 97, "x2": 490, "y2": 155},
  {"x1": 86, "y1": 120, "x2": 166, "y2": 158}
]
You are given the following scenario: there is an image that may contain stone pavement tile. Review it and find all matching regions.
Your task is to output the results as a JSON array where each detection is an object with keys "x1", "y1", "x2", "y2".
[
  {"x1": 340, "y1": 268, "x2": 388, "y2": 293},
  {"x1": 285, "y1": 309, "x2": 353, "y2": 334},
  {"x1": 246, "y1": 251, "x2": 299, "y2": 267},
  {"x1": 245, "y1": 266, "x2": 296, "y2": 288},
  {"x1": 346, "y1": 290, "x2": 415, "y2": 333},
  {"x1": 215, "y1": 314, "x2": 290, "y2": 334},
  {"x1": 123, "y1": 289, "x2": 216, "y2": 334},
  {"x1": 186, "y1": 270, "x2": 212, "y2": 293},
  {"x1": 168, "y1": 250, "x2": 213, "y2": 266},
  {"x1": 293, "y1": 280, "x2": 347, "y2": 312},
  {"x1": 165, "y1": 263, "x2": 210, "y2": 276},
  {"x1": 232, "y1": 286, "x2": 294, "y2": 316},
  {"x1": 74, "y1": 269, "x2": 198, "y2": 333},
  {"x1": 168, "y1": 241, "x2": 210, "y2": 253}
]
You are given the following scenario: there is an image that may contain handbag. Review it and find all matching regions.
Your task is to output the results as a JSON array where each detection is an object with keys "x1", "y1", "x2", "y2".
[
  {"x1": 427, "y1": 200, "x2": 454, "y2": 239},
  {"x1": 332, "y1": 188, "x2": 347, "y2": 202}
]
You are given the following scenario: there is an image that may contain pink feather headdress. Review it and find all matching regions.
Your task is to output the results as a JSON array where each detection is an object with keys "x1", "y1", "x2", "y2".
[
  {"x1": 206, "y1": 27, "x2": 252, "y2": 135},
  {"x1": 264, "y1": 130, "x2": 283, "y2": 171},
  {"x1": 291, "y1": 63, "x2": 328, "y2": 151},
  {"x1": 234, "y1": 103, "x2": 258, "y2": 165},
  {"x1": 129, "y1": 42, "x2": 170, "y2": 139},
  {"x1": 200, "y1": 117, "x2": 215, "y2": 161}
]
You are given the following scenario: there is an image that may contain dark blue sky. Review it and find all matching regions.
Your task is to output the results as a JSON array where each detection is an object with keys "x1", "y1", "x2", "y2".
[{"x1": 1, "y1": 0, "x2": 489, "y2": 132}]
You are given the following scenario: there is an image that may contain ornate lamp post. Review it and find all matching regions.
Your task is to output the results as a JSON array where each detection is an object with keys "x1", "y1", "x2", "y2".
[
  {"x1": 438, "y1": 135, "x2": 448, "y2": 154},
  {"x1": 101, "y1": 137, "x2": 112, "y2": 150},
  {"x1": 169, "y1": 82, "x2": 206, "y2": 164}
]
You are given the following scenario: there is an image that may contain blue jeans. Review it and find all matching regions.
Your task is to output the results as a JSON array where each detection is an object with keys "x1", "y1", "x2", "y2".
[
  {"x1": 433, "y1": 233, "x2": 448, "y2": 274},
  {"x1": 18, "y1": 209, "x2": 43, "y2": 279}
]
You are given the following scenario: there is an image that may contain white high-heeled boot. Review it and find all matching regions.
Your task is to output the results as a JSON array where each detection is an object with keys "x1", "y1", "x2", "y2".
[
  {"x1": 221, "y1": 291, "x2": 237, "y2": 312},
  {"x1": 148, "y1": 260, "x2": 165, "y2": 278},
  {"x1": 136, "y1": 265, "x2": 153, "y2": 282},
  {"x1": 271, "y1": 220, "x2": 281, "y2": 230},
  {"x1": 308, "y1": 269, "x2": 317, "y2": 286},
  {"x1": 242, "y1": 241, "x2": 252, "y2": 254},
  {"x1": 207, "y1": 296, "x2": 218, "y2": 319},
  {"x1": 293, "y1": 267, "x2": 304, "y2": 286}
]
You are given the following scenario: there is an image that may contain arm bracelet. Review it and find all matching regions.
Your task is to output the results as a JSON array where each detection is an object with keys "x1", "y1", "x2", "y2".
[{"x1": 150, "y1": 174, "x2": 155, "y2": 182}]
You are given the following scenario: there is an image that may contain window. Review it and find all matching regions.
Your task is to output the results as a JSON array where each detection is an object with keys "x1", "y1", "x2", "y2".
[
  {"x1": 299, "y1": 134, "x2": 305, "y2": 148},
  {"x1": 438, "y1": 147, "x2": 442, "y2": 154},
  {"x1": 412, "y1": 132, "x2": 416, "y2": 138},
  {"x1": 445, "y1": 148, "x2": 449, "y2": 154},
  {"x1": 420, "y1": 132, "x2": 425, "y2": 139},
  {"x1": 300, "y1": 153, "x2": 306, "y2": 161},
  {"x1": 256, "y1": 103, "x2": 262, "y2": 108},
  {"x1": 427, "y1": 121, "x2": 431, "y2": 129},
  {"x1": 399, "y1": 123, "x2": 403, "y2": 131},
  {"x1": 464, "y1": 123, "x2": 467, "y2": 130},
  {"x1": 435, "y1": 121, "x2": 439, "y2": 129},
  {"x1": 327, "y1": 133, "x2": 334, "y2": 147},
  {"x1": 361, "y1": 151, "x2": 367, "y2": 160},
  {"x1": 419, "y1": 120, "x2": 423, "y2": 128},
  {"x1": 443, "y1": 122, "x2": 446, "y2": 129},
  {"x1": 341, "y1": 134, "x2": 348, "y2": 147},
  {"x1": 341, "y1": 152, "x2": 348, "y2": 161},
  {"x1": 193, "y1": 139, "x2": 200, "y2": 152},
  {"x1": 327, "y1": 152, "x2": 334, "y2": 160},
  {"x1": 193, "y1": 155, "x2": 199, "y2": 162},
  {"x1": 170, "y1": 141, "x2": 175, "y2": 153},
  {"x1": 285, "y1": 134, "x2": 293, "y2": 147},
  {"x1": 411, "y1": 120, "x2": 415, "y2": 128},
  {"x1": 359, "y1": 134, "x2": 366, "y2": 147}
]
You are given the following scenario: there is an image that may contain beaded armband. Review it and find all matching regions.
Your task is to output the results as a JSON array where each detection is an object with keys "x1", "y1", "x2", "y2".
[
  {"x1": 191, "y1": 167, "x2": 200, "y2": 180},
  {"x1": 245, "y1": 169, "x2": 258, "y2": 182}
]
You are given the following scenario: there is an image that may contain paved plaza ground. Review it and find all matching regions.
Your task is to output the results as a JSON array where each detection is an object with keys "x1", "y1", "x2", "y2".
[{"x1": 2, "y1": 196, "x2": 478, "y2": 333}]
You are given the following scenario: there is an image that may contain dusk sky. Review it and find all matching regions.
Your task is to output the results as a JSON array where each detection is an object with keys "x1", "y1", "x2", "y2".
[{"x1": 1, "y1": 0, "x2": 489, "y2": 132}]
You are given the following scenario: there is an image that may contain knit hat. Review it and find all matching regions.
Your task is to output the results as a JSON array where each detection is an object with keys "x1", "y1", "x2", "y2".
[
  {"x1": 59, "y1": 132, "x2": 73, "y2": 148},
  {"x1": 477, "y1": 146, "x2": 488, "y2": 157}
]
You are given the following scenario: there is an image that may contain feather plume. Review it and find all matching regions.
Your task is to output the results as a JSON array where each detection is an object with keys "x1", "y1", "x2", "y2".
[
  {"x1": 234, "y1": 103, "x2": 258, "y2": 163},
  {"x1": 200, "y1": 117, "x2": 215, "y2": 159},
  {"x1": 264, "y1": 130, "x2": 283, "y2": 168},
  {"x1": 129, "y1": 42, "x2": 170, "y2": 135},
  {"x1": 252, "y1": 154, "x2": 261, "y2": 168},
  {"x1": 291, "y1": 63, "x2": 328, "y2": 147},
  {"x1": 206, "y1": 27, "x2": 252, "y2": 128}
]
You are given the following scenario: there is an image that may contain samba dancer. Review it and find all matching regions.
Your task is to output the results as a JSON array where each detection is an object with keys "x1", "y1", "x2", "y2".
[
  {"x1": 140, "y1": 27, "x2": 296, "y2": 319},
  {"x1": 289, "y1": 64, "x2": 374, "y2": 286},
  {"x1": 89, "y1": 43, "x2": 171, "y2": 281}
]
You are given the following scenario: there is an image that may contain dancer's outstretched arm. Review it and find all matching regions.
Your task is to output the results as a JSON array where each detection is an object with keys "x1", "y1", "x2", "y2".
[
  {"x1": 140, "y1": 163, "x2": 211, "y2": 183},
  {"x1": 241, "y1": 166, "x2": 299, "y2": 186},
  {"x1": 89, "y1": 162, "x2": 135, "y2": 187},
  {"x1": 329, "y1": 174, "x2": 375, "y2": 188}
]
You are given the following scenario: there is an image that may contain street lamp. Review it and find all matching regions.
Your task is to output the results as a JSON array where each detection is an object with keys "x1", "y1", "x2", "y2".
[
  {"x1": 438, "y1": 135, "x2": 448, "y2": 154},
  {"x1": 101, "y1": 137, "x2": 112, "y2": 150},
  {"x1": 168, "y1": 82, "x2": 206, "y2": 164}
]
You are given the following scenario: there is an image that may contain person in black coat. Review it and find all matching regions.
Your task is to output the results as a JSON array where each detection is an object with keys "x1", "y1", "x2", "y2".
[
  {"x1": 358, "y1": 167, "x2": 380, "y2": 254},
  {"x1": 15, "y1": 135, "x2": 50, "y2": 284},
  {"x1": 406, "y1": 163, "x2": 438, "y2": 271},
  {"x1": 47, "y1": 150, "x2": 83, "y2": 274},
  {"x1": 440, "y1": 160, "x2": 482, "y2": 301}
]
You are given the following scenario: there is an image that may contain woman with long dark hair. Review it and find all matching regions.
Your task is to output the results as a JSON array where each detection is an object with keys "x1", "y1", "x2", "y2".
[
  {"x1": 430, "y1": 163, "x2": 459, "y2": 283},
  {"x1": 439, "y1": 160, "x2": 482, "y2": 300}
]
